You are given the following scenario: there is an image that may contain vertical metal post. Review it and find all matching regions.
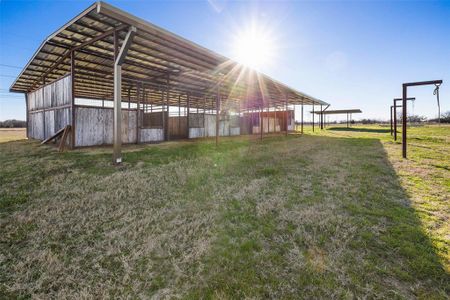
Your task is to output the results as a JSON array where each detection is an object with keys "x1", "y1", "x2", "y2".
[
  {"x1": 113, "y1": 63, "x2": 122, "y2": 163},
  {"x1": 394, "y1": 101, "x2": 398, "y2": 140},
  {"x1": 320, "y1": 104, "x2": 323, "y2": 129},
  {"x1": 346, "y1": 113, "x2": 349, "y2": 128},
  {"x1": 25, "y1": 94, "x2": 29, "y2": 139},
  {"x1": 216, "y1": 87, "x2": 220, "y2": 146},
  {"x1": 312, "y1": 105, "x2": 315, "y2": 132},
  {"x1": 274, "y1": 107, "x2": 277, "y2": 133},
  {"x1": 127, "y1": 88, "x2": 131, "y2": 109},
  {"x1": 186, "y1": 93, "x2": 190, "y2": 138},
  {"x1": 260, "y1": 106, "x2": 263, "y2": 140},
  {"x1": 166, "y1": 75, "x2": 170, "y2": 141},
  {"x1": 402, "y1": 84, "x2": 407, "y2": 158},
  {"x1": 70, "y1": 51, "x2": 75, "y2": 148},
  {"x1": 136, "y1": 83, "x2": 141, "y2": 144},
  {"x1": 112, "y1": 26, "x2": 136, "y2": 164},
  {"x1": 301, "y1": 103, "x2": 304, "y2": 134},
  {"x1": 203, "y1": 95, "x2": 206, "y2": 129},
  {"x1": 42, "y1": 76, "x2": 46, "y2": 140},
  {"x1": 285, "y1": 96, "x2": 288, "y2": 136},
  {"x1": 178, "y1": 94, "x2": 181, "y2": 137}
]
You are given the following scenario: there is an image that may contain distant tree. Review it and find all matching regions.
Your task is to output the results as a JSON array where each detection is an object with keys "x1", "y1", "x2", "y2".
[
  {"x1": 439, "y1": 111, "x2": 450, "y2": 123},
  {"x1": 407, "y1": 115, "x2": 427, "y2": 123},
  {"x1": 0, "y1": 119, "x2": 26, "y2": 128},
  {"x1": 360, "y1": 119, "x2": 380, "y2": 124}
]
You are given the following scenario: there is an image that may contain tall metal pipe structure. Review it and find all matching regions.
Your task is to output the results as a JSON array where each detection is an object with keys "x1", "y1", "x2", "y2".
[
  {"x1": 401, "y1": 80, "x2": 442, "y2": 158},
  {"x1": 393, "y1": 97, "x2": 415, "y2": 141}
]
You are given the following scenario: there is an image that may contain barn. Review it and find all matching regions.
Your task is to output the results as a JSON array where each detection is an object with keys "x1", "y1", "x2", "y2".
[{"x1": 10, "y1": 1, "x2": 328, "y2": 163}]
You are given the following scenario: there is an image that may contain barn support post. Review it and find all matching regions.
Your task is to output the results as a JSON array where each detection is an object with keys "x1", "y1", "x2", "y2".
[
  {"x1": 301, "y1": 102, "x2": 304, "y2": 134},
  {"x1": 113, "y1": 26, "x2": 136, "y2": 164},
  {"x1": 25, "y1": 93, "x2": 29, "y2": 139},
  {"x1": 216, "y1": 87, "x2": 220, "y2": 146},
  {"x1": 203, "y1": 95, "x2": 206, "y2": 129},
  {"x1": 274, "y1": 107, "x2": 277, "y2": 133},
  {"x1": 346, "y1": 113, "x2": 349, "y2": 128},
  {"x1": 186, "y1": 92, "x2": 190, "y2": 138},
  {"x1": 320, "y1": 104, "x2": 323, "y2": 129},
  {"x1": 70, "y1": 51, "x2": 75, "y2": 148},
  {"x1": 42, "y1": 76, "x2": 46, "y2": 140},
  {"x1": 285, "y1": 96, "x2": 288, "y2": 136},
  {"x1": 178, "y1": 94, "x2": 181, "y2": 136},
  {"x1": 166, "y1": 74, "x2": 170, "y2": 141},
  {"x1": 127, "y1": 88, "x2": 131, "y2": 109},
  {"x1": 260, "y1": 106, "x2": 263, "y2": 140},
  {"x1": 136, "y1": 83, "x2": 141, "y2": 144},
  {"x1": 312, "y1": 104, "x2": 315, "y2": 132}
]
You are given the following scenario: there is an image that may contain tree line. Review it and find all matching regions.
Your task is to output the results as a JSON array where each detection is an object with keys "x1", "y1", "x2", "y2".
[{"x1": 0, "y1": 119, "x2": 26, "y2": 128}]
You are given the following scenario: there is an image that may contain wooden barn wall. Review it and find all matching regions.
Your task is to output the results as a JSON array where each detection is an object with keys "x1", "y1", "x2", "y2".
[
  {"x1": 246, "y1": 111, "x2": 294, "y2": 134},
  {"x1": 168, "y1": 116, "x2": 187, "y2": 138},
  {"x1": 140, "y1": 128, "x2": 164, "y2": 142},
  {"x1": 75, "y1": 107, "x2": 137, "y2": 147},
  {"x1": 27, "y1": 76, "x2": 72, "y2": 140},
  {"x1": 188, "y1": 113, "x2": 240, "y2": 138},
  {"x1": 240, "y1": 115, "x2": 253, "y2": 135}
]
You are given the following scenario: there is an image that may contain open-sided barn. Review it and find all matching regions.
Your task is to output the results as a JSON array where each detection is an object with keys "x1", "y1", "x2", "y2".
[{"x1": 10, "y1": 1, "x2": 328, "y2": 163}]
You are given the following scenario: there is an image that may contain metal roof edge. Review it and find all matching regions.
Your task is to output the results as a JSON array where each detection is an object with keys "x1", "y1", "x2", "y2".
[{"x1": 9, "y1": 2, "x2": 99, "y2": 93}]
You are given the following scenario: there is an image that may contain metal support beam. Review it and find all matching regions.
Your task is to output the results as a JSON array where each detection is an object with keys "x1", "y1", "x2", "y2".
[
  {"x1": 70, "y1": 51, "x2": 75, "y2": 148},
  {"x1": 394, "y1": 97, "x2": 415, "y2": 141},
  {"x1": 260, "y1": 106, "x2": 263, "y2": 140},
  {"x1": 113, "y1": 26, "x2": 136, "y2": 164},
  {"x1": 216, "y1": 88, "x2": 220, "y2": 146},
  {"x1": 36, "y1": 24, "x2": 128, "y2": 90},
  {"x1": 320, "y1": 104, "x2": 323, "y2": 129},
  {"x1": 402, "y1": 84, "x2": 407, "y2": 158},
  {"x1": 187, "y1": 92, "x2": 190, "y2": 138},
  {"x1": 166, "y1": 74, "x2": 170, "y2": 141},
  {"x1": 301, "y1": 102, "x2": 304, "y2": 134},
  {"x1": 285, "y1": 96, "x2": 288, "y2": 136},
  {"x1": 312, "y1": 105, "x2": 315, "y2": 132},
  {"x1": 25, "y1": 93, "x2": 29, "y2": 139},
  {"x1": 136, "y1": 83, "x2": 141, "y2": 144}
]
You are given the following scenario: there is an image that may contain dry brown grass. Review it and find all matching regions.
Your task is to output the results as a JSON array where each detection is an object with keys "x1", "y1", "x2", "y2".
[
  {"x1": 1, "y1": 127, "x2": 449, "y2": 298},
  {"x1": 0, "y1": 128, "x2": 26, "y2": 143}
]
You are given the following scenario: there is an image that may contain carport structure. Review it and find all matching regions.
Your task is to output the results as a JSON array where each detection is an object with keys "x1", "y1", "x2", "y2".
[
  {"x1": 9, "y1": 1, "x2": 328, "y2": 163},
  {"x1": 311, "y1": 109, "x2": 362, "y2": 129}
]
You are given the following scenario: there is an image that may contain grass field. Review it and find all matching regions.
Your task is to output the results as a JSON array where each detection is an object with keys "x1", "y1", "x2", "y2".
[{"x1": 1, "y1": 125, "x2": 449, "y2": 298}]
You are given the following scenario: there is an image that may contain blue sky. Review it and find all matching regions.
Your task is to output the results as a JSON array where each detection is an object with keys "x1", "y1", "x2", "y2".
[{"x1": 1, "y1": 0, "x2": 449, "y2": 122}]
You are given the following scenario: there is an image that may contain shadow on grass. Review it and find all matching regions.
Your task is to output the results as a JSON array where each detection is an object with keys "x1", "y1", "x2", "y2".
[
  {"x1": 328, "y1": 127, "x2": 391, "y2": 133},
  {"x1": 1, "y1": 134, "x2": 448, "y2": 298}
]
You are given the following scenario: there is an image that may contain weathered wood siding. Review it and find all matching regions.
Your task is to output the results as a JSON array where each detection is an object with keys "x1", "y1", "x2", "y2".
[
  {"x1": 27, "y1": 76, "x2": 72, "y2": 140},
  {"x1": 75, "y1": 107, "x2": 137, "y2": 147},
  {"x1": 188, "y1": 114, "x2": 240, "y2": 138},
  {"x1": 168, "y1": 116, "x2": 187, "y2": 138},
  {"x1": 140, "y1": 128, "x2": 164, "y2": 142}
]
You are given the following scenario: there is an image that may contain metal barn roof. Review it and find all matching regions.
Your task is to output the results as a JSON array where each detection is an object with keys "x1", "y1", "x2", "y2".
[{"x1": 10, "y1": 1, "x2": 328, "y2": 110}]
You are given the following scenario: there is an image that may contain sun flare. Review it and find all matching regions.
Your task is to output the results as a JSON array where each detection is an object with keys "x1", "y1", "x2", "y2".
[{"x1": 232, "y1": 24, "x2": 276, "y2": 70}]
